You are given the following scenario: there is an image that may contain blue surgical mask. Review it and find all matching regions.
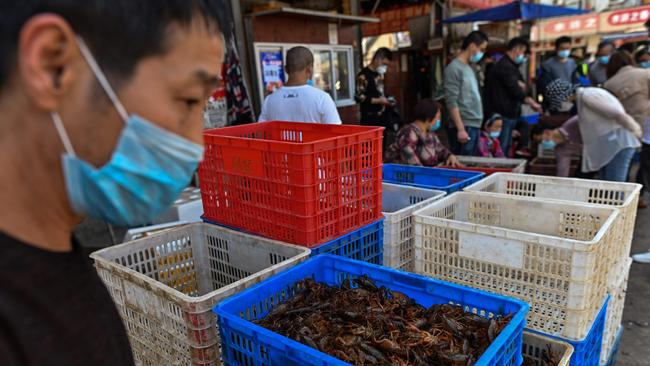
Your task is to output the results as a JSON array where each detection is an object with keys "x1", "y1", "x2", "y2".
[
  {"x1": 470, "y1": 51, "x2": 484, "y2": 63},
  {"x1": 558, "y1": 50, "x2": 571, "y2": 59},
  {"x1": 514, "y1": 54, "x2": 526, "y2": 64},
  {"x1": 429, "y1": 120, "x2": 442, "y2": 132},
  {"x1": 641, "y1": 61, "x2": 650, "y2": 69},
  {"x1": 306, "y1": 79, "x2": 314, "y2": 86},
  {"x1": 540, "y1": 140, "x2": 557, "y2": 150},
  {"x1": 599, "y1": 55, "x2": 610, "y2": 65},
  {"x1": 490, "y1": 131, "x2": 501, "y2": 139},
  {"x1": 50, "y1": 37, "x2": 204, "y2": 226}
]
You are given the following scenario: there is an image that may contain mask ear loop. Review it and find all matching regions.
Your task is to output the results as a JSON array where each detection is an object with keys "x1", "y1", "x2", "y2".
[
  {"x1": 75, "y1": 36, "x2": 129, "y2": 122},
  {"x1": 51, "y1": 112, "x2": 77, "y2": 157}
]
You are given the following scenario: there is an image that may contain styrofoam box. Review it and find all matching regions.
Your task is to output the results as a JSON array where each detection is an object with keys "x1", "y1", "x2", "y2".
[
  {"x1": 464, "y1": 173, "x2": 641, "y2": 286},
  {"x1": 413, "y1": 191, "x2": 619, "y2": 340},
  {"x1": 154, "y1": 187, "x2": 203, "y2": 224},
  {"x1": 601, "y1": 258, "x2": 632, "y2": 365},
  {"x1": 382, "y1": 183, "x2": 446, "y2": 271},
  {"x1": 90, "y1": 223, "x2": 310, "y2": 366},
  {"x1": 523, "y1": 331, "x2": 574, "y2": 366}
]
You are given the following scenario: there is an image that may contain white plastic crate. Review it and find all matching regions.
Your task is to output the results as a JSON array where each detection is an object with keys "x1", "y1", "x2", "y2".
[
  {"x1": 464, "y1": 173, "x2": 641, "y2": 282},
  {"x1": 413, "y1": 191, "x2": 619, "y2": 340},
  {"x1": 601, "y1": 257, "x2": 632, "y2": 365},
  {"x1": 382, "y1": 183, "x2": 446, "y2": 271},
  {"x1": 456, "y1": 155, "x2": 528, "y2": 174},
  {"x1": 523, "y1": 331, "x2": 573, "y2": 366},
  {"x1": 90, "y1": 223, "x2": 310, "y2": 366}
]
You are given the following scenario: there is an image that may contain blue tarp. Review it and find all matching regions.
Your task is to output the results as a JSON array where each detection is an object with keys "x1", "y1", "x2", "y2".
[{"x1": 443, "y1": 1, "x2": 586, "y2": 23}]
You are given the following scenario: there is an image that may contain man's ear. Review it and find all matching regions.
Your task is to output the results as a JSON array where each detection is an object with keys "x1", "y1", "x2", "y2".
[{"x1": 18, "y1": 14, "x2": 79, "y2": 111}]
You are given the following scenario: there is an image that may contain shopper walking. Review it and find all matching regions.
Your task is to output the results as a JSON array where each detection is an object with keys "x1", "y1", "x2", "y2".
[
  {"x1": 259, "y1": 46, "x2": 341, "y2": 124},
  {"x1": 356, "y1": 47, "x2": 394, "y2": 126},
  {"x1": 484, "y1": 37, "x2": 542, "y2": 156},
  {"x1": 538, "y1": 36, "x2": 576, "y2": 94},
  {"x1": 0, "y1": 1, "x2": 224, "y2": 365},
  {"x1": 385, "y1": 99, "x2": 461, "y2": 167},
  {"x1": 443, "y1": 31, "x2": 489, "y2": 156},
  {"x1": 604, "y1": 51, "x2": 650, "y2": 207}
]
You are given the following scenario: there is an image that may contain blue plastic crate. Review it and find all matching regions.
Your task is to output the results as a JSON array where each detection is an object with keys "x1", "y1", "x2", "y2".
[
  {"x1": 310, "y1": 219, "x2": 383, "y2": 265},
  {"x1": 383, "y1": 164, "x2": 485, "y2": 193},
  {"x1": 530, "y1": 297, "x2": 609, "y2": 366},
  {"x1": 214, "y1": 255, "x2": 529, "y2": 366},
  {"x1": 521, "y1": 113, "x2": 540, "y2": 125},
  {"x1": 603, "y1": 326, "x2": 623, "y2": 366}
]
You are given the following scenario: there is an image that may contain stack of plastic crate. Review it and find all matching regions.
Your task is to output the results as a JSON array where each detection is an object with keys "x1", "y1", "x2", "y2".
[
  {"x1": 413, "y1": 191, "x2": 618, "y2": 365},
  {"x1": 199, "y1": 122, "x2": 385, "y2": 264},
  {"x1": 381, "y1": 183, "x2": 445, "y2": 271},
  {"x1": 464, "y1": 173, "x2": 641, "y2": 365},
  {"x1": 90, "y1": 223, "x2": 310, "y2": 366}
]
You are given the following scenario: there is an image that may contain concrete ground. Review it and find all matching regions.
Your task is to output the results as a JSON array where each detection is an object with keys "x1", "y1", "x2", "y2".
[
  {"x1": 74, "y1": 191, "x2": 650, "y2": 365},
  {"x1": 616, "y1": 192, "x2": 650, "y2": 366}
]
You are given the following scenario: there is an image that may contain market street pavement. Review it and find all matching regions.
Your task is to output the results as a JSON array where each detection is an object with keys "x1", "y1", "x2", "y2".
[{"x1": 617, "y1": 193, "x2": 650, "y2": 366}]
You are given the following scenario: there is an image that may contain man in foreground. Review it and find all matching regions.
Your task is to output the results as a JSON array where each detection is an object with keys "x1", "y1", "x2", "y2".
[{"x1": 0, "y1": 1, "x2": 224, "y2": 364}]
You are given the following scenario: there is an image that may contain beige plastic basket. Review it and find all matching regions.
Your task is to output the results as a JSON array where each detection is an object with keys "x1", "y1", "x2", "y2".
[
  {"x1": 464, "y1": 173, "x2": 641, "y2": 283},
  {"x1": 90, "y1": 223, "x2": 310, "y2": 366},
  {"x1": 413, "y1": 191, "x2": 619, "y2": 340},
  {"x1": 456, "y1": 155, "x2": 528, "y2": 173},
  {"x1": 522, "y1": 331, "x2": 573, "y2": 366},
  {"x1": 382, "y1": 183, "x2": 446, "y2": 271},
  {"x1": 601, "y1": 257, "x2": 632, "y2": 365}
]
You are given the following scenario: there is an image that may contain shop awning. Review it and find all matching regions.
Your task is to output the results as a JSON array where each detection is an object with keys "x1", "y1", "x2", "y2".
[
  {"x1": 443, "y1": 0, "x2": 587, "y2": 23},
  {"x1": 252, "y1": 7, "x2": 379, "y2": 25}
]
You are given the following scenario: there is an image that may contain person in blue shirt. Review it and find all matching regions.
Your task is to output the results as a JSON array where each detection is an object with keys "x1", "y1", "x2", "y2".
[{"x1": 538, "y1": 36, "x2": 577, "y2": 95}]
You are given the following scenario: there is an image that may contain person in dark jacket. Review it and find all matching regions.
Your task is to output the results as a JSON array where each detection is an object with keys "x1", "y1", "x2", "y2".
[
  {"x1": 355, "y1": 47, "x2": 394, "y2": 126},
  {"x1": 484, "y1": 37, "x2": 542, "y2": 156}
]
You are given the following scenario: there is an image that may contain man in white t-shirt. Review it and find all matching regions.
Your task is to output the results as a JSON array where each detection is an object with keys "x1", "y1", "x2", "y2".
[{"x1": 258, "y1": 46, "x2": 341, "y2": 124}]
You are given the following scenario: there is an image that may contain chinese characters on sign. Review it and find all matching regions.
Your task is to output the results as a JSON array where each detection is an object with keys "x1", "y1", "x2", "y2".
[
  {"x1": 608, "y1": 7, "x2": 650, "y2": 26},
  {"x1": 543, "y1": 14, "x2": 599, "y2": 37}
]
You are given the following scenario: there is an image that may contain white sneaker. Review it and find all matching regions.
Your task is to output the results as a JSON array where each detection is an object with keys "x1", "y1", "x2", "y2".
[{"x1": 633, "y1": 251, "x2": 650, "y2": 263}]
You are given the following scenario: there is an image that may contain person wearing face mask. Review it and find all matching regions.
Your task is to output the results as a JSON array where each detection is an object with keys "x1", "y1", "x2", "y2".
[
  {"x1": 258, "y1": 46, "x2": 341, "y2": 124},
  {"x1": 385, "y1": 99, "x2": 460, "y2": 167},
  {"x1": 538, "y1": 36, "x2": 577, "y2": 95},
  {"x1": 0, "y1": 2, "x2": 224, "y2": 365},
  {"x1": 476, "y1": 114, "x2": 505, "y2": 158},
  {"x1": 484, "y1": 37, "x2": 543, "y2": 156},
  {"x1": 605, "y1": 50, "x2": 650, "y2": 208},
  {"x1": 531, "y1": 117, "x2": 583, "y2": 177},
  {"x1": 635, "y1": 47, "x2": 650, "y2": 69},
  {"x1": 443, "y1": 31, "x2": 489, "y2": 156},
  {"x1": 356, "y1": 47, "x2": 394, "y2": 126},
  {"x1": 588, "y1": 41, "x2": 614, "y2": 86}
]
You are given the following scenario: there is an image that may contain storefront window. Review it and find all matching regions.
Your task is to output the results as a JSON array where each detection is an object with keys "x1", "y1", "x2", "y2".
[
  {"x1": 254, "y1": 43, "x2": 355, "y2": 107},
  {"x1": 335, "y1": 51, "x2": 351, "y2": 101},
  {"x1": 313, "y1": 50, "x2": 333, "y2": 96}
]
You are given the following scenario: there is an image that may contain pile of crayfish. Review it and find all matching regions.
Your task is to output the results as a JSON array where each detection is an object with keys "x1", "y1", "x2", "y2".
[{"x1": 255, "y1": 276, "x2": 513, "y2": 366}]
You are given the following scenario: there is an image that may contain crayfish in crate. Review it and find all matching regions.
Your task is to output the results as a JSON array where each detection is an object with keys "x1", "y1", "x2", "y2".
[{"x1": 255, "y1": 276, "x2": 513, "y2": 366}]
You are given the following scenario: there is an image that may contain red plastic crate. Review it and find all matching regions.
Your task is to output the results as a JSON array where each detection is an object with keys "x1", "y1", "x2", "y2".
[{"x1": 199, "y1": 121, "x2": 384, "y2": 247}]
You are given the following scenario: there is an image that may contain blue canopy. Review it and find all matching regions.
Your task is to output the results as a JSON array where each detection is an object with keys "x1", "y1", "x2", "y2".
[{"x1": 443, "y1": 1, "x2": 587, "y2": 23}]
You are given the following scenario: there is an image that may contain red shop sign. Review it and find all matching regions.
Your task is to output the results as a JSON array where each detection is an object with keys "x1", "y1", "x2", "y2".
[
  {"x1": 544, "y1": 15, "x2": 599, "y2": 35},
  {"x1": 607, "y1": 6, "x2": 650, "y2": 26}
]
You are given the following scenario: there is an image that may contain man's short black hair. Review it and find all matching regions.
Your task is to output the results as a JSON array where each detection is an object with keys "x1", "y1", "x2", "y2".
[
  {"x1": 507, "y1": 37, "x2": 529, "y2": 52},
  {"x1": 597, "y1": 41, "x2": 614, "y2": 52},
  {"x1": 555, "y1": 36, "x2": 572, "y2": 49},
  {"x1": 461, "y1": 31, "x2": 489, "y2": 50},
  {"x1": 0, "y1": 1, "x2": 221, "y2": 89},
  {"x1": 413, "y1": 99, "x2": 440, "y2": 122},
  {"x1": 285, "y1": 46, "x2": 314, "y2": 73},
  {"x1": 373, "y1": 47, "x2": 393, "y2": 62}
]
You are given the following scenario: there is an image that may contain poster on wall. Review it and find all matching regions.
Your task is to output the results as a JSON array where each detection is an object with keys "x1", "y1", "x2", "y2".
[{"x1": 260, "y1": 50, "x2": 285, "y2": 97}]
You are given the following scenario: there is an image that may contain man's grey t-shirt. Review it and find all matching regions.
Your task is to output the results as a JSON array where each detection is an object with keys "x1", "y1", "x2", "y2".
[
  {"x1": 542, "y1": 57, "x2": 576, "y2": 85},
  {"x1": 443, "y1": 58, "x2": 483, "y2": 128}
]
